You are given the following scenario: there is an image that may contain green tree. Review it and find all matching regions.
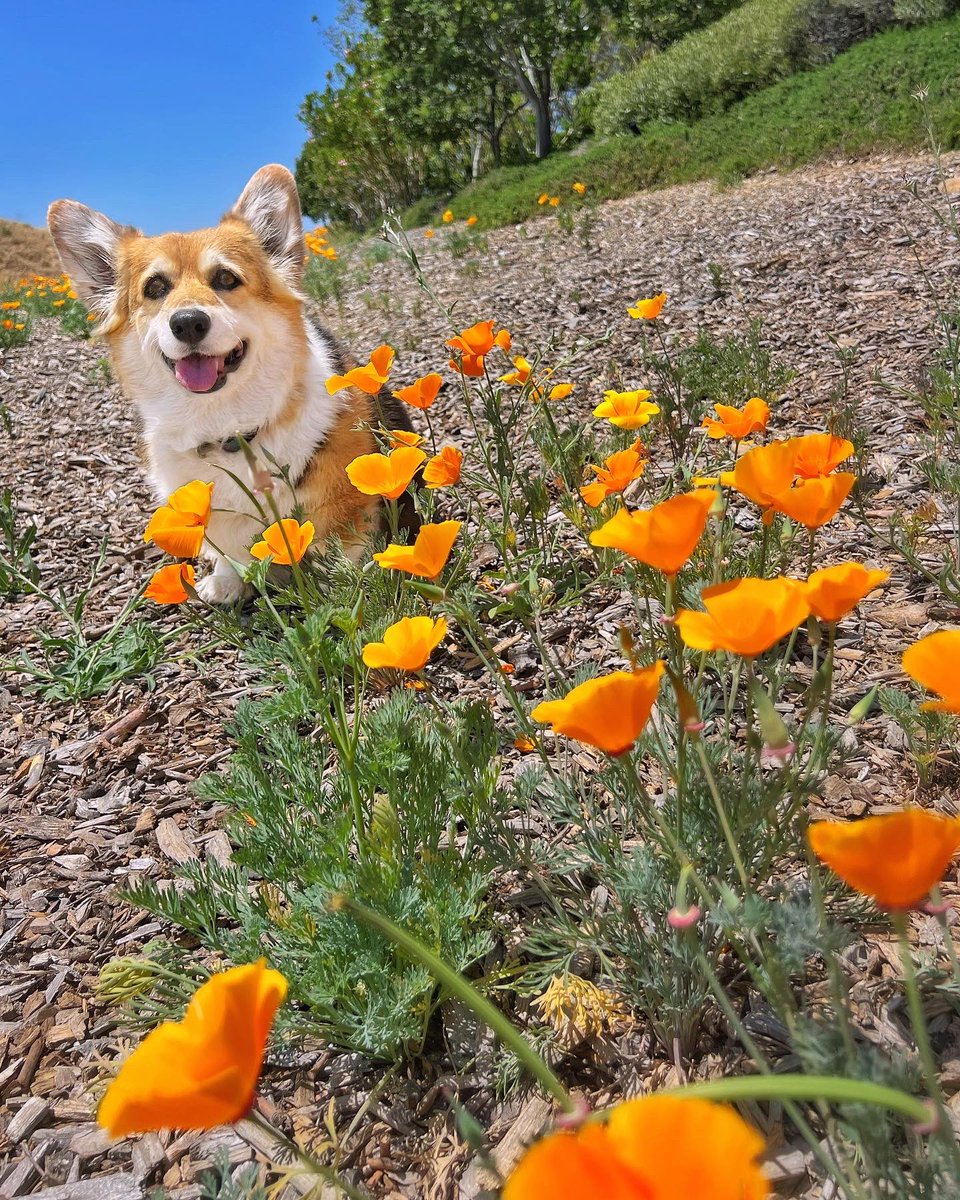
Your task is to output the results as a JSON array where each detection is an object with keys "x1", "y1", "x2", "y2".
[
  {"x1": 296, "y1": 31, "x2": 467, "y2": 224},
  {"x1": 363, "y1": 0, "x2": 611, "y2": 159}
]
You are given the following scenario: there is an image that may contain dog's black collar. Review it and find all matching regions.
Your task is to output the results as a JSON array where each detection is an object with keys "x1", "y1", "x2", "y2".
[{"x1": 196, "y1": 428, "x2": 260, "y2": 458}]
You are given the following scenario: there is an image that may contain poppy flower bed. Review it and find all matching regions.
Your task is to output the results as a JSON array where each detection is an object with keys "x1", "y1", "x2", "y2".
[{"x1": 5, "y1": 152, "x2": 960, "y2": 1198}]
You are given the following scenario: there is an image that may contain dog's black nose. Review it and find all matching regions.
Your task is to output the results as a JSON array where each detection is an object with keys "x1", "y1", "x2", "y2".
[{"x1": 169, "y1": 308, "x2": 211, "y2": 346}]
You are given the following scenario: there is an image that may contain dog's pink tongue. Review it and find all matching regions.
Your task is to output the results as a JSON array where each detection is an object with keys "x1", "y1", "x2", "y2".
[{"x1": 175, "y1": 354, "x2": 223, "y2": 393}]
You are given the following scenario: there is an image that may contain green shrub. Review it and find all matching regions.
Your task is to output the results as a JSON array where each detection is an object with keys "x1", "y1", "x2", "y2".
[
  {"x1": 407, "y1": 16, "x2": 960, "y2": 232},
  {"x1": 592, "y1": 0, "x2": 897, "y2": 136}
]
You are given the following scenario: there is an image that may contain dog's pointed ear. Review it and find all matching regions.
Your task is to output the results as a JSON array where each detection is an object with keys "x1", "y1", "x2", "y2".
[
  {"x1": 47, "y1": 200, "x2": 131, "y2": 313},
  {"x1": 229, "y1": 165, "x2": 304, "y2": 285}
]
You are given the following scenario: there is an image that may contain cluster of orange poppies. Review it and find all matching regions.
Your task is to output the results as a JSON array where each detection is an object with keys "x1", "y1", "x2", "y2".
[{"x1": 304, "y1": 227, "x2": 337, "y2": 260}]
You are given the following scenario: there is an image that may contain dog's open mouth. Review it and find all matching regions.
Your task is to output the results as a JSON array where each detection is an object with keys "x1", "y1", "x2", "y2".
[{"x1": 164, "y1": 341, "x2": 247, "y2": 394}]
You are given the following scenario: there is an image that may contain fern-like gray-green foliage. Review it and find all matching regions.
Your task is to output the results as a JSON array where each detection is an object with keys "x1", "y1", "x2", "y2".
[{"x1": 125, "y1": 601, "x2": 499, "y2": 1061}]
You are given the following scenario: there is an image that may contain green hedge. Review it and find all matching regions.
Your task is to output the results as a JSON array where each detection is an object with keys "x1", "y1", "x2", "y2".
[
  {"x1": 406, "y1": 15, "x2": 960, "y2": 231},
  {"x1": 592, "y1": 0, "x2": 899, "y2": 136}
]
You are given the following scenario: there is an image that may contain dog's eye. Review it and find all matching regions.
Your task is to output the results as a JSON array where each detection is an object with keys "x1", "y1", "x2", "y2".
[
  {"x1": 143, "y1": 275, "x2": 170, "y2": 301},
  {"x1": 212, "y1": 268, "x2": 241, "y2": 291}
]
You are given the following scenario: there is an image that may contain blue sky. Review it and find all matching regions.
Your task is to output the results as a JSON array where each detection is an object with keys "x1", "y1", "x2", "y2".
[{"x1": 3, "y1": 1, "x2": 339, "y2": 233}]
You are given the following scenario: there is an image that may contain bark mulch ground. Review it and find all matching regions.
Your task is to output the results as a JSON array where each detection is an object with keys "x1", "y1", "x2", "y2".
[{"x1": 3, "y1": 148, "x2": 960, "y2": 1198}]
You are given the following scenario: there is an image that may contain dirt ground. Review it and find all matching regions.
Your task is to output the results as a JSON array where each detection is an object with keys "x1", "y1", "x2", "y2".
[
  {"x1": 0, "y1": 222, "x2": 60, "y2": 287},
  {"x1": 3, "y1": 149, "x2": 960, "y2": 1198}
]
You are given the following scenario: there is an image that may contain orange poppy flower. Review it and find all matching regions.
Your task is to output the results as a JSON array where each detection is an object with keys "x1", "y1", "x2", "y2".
[
  {"x1": 531, "y1": 662, "x2": 665, "y2": 756},
  {"x1": 2, "y1": 320, "x2": 13, "y2": 330},
  {"x1": 249, "y1": 518, "x2": 315, "y2": 564},
  {"x1": 98, "y1": 960, "x2": 287, "y2": 1137},
  {"x1": 572, "y1": 182, "x2": 587, "y2": 195},
  {"x1": 143, "y1": 480, "x2": 214, "y2": 559},
  {"x1": 373, "y1": 520, "x2": 461, "y2": 579},
  {"x1": 702, "y1": 397, "x2": 771, "y2": 441},
  {"x1": 731, "y1": 441, "x2": 798, "y2": 512},
  {"x1": 442, "y1": 209, "x2": 454, "y2": 223},
  {"x1": 466, "y1": 215, "x2": 479, "y2": 226},
  {"x1": 504, "y1": 1095, "x2": 767, "y2": 1200},
  {"x1": 424, "y1": 229, "x2": 435, "y2": 238},
  {"x1": 422, "y1": 445, "x2": 463, "y2": 489},
  {"x1": 325, "y1": 344, "x2": 395, "y2": 395},
  {"x1": 144, "y1": 562, "x2": 196, "y2": 605},
  {"x1": 770, "y1": 474, "x2": 855, "y2": 529},
  {"x1": 362, "y1": 615, "x2": 448, "y2": 671},
  {"x1": 538, "y1": 193, "x2": 549, "y2": 205},
  {"x1": 593, "y1": 390, "x2": 660, "y2": 430},
  {"x1": 393, "y1": 372, "x2": 443, "y2": 410},
  {"x1": 589, "y1": 490, "x2": 716, "y2": 577},
  {"x1": 580, "y1": 442, "x2": 646, "y2": 507},
  {"x1": 809, "y1": 810, "x2": 960, "y2": 910},
  {"x1": 387, "y1": 429, "x2": 424, "y2": 448},
  {"x1": 902, "y1": 629, "x2": 960, "y2": 712},
  {"x1": 789, "y1": 432, "x2": 854, "y2": 478},
  {"x1": 500, "y1": 356, "x2": 534, "y2": 387},
  {"x1": 447, "y1": 320, "x2": 512, "y2": 377},
  {"x1": 626, "y1": 293, "x2": 667, "y2": 320},
  {"x1": 676, "y1": 577, "x2": 810, "y2": 658},
  {"x1": 805, "y1": 562, "x2": 889, "y2": 624},
  {"x1": 549, "y1": 382, "x2": 575, "y2": 400},
  {"x1": 345, "y1": 446, "x2": 426, "y2": 499}
]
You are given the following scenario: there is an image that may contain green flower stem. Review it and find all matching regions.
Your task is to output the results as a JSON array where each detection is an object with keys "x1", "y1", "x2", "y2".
[
  {"x1": 893, "y1": 913, "x2": 960, "y2": 1166},
  {"x1": 693, "y1": 736, "x2": 750, "y2": 891},
  {"x1": 244, "y1": 1109, "x2": 370, "y2": 1200},
  {"x1": 331, "y1": 894, "x2": 574, "y2": 1113},
  {"x1": 664, "y1": 1074, "x2": 931, "y2": 1125}
]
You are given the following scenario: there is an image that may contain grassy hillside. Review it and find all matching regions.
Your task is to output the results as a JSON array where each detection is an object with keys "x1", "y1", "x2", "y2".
[
  {"x1": 404, "y1": 15, "x2": 960, "y2": 231},
  {"x1": 0, "y1": 219, "x2": 60, "y2": 284}
]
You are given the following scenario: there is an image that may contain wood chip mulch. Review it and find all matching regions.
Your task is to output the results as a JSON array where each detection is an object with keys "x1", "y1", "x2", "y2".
[{"x1": 3, "y1": 148, "x2": 960, "y2": 1198}]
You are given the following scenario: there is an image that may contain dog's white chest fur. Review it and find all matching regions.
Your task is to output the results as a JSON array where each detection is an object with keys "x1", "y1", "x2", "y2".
[{"x1": 123, "y1": 319, "x2": 343, "y2": 601}]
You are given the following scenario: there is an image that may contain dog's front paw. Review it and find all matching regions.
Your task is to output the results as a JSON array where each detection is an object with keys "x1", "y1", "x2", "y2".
[{"x1": 196, "y1": 571, "x2": 250, "y2": 605}]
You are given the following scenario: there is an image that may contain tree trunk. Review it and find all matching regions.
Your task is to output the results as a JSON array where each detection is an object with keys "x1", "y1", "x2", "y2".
[
  {"x1": 505, "y1": 44, "x2": 553, "y2": 159},
  {"x1": 471, "y1": 132, "x2": 484, "y2": 180}
]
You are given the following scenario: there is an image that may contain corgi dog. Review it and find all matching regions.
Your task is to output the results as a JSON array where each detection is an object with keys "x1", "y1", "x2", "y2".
[{"x1": 48, "y1": 164, "x2": 414, "y2": 603}]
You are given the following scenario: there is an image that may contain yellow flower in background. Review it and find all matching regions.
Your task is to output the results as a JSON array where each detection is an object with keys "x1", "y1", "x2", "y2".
[
  {"x1": 466, "y1": 215, "x2": 479, "y2": 226},
  {"x1": 549, "y1": 382, "x2": 575, "y2": 400},
  {"x1": 572, "y1": 182, "x2": 587, "y2": 195},
  {"x1": 424, "y1": 228, "x2": 435, "y2": 238},
  {"x1": 593, "y1": 390, "x2": 660, "y2": 430},
  {"x1": 362, "y1": 615, "x2": 448, "y2": 671},
  {"x1": 442, "y1": 209, "x2": 454, "y2": 223},
  {"x1": 1, "y1": 300, "x2": 21, "y2": 310},
  {"x1": 549, "y1": 196, "x2": 561, "y2": 207},
  {"x1": 250, "y1": 518, "x2": 315, "y2": 565},
  {"x1": 627, "y1": 293, "x2": 667, "y2": 320},
  {"x1": 538, "y1": 193, "x2": 549, "y2": 205}
]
